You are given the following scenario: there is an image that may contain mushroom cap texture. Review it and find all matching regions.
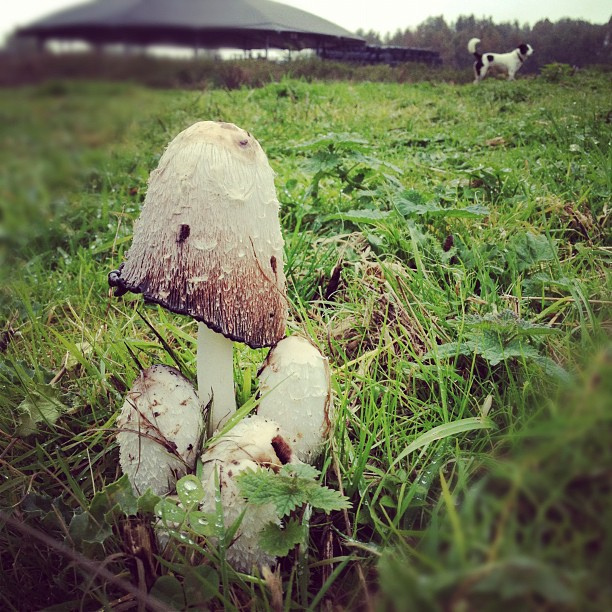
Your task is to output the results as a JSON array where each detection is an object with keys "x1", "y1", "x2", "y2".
[
  {"x1": 200, "y1": 415, "x2": 295, "y2": 571},
  {"x1": 112, "y1": 121, "x2": 287, "y2": 348},
  {"x1": 257, "y1": 336, "x2": 332, "y2": 463},
  {"x1": 117, "y1": 364, "x2": 203, "y2": 497}
]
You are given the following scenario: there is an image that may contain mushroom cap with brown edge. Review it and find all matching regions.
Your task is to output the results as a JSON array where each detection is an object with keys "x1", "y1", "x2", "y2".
[{"x1": 109, "y1": 121, "x2": 287, "y2": 349}]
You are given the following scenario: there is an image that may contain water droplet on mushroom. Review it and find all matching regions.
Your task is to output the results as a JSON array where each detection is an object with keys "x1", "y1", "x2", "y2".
[{"x1": 193, "y1": 237, "x2": 218, "y2": 251}]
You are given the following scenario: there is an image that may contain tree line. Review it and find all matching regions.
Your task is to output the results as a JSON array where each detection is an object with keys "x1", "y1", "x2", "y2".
[{"x1": 356, "y1": 15, "x2": 612, "y2": 70}]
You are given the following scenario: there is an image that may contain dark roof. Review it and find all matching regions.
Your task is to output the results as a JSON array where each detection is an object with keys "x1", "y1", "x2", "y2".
[{"x1": 17, "y1": 0, "x2": 364, "y2": 50}]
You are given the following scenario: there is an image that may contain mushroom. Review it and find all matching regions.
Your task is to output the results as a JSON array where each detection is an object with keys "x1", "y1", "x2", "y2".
[
  {"x1": 109, "y1": 121, "x2": 287, "y2": 433},
  {"x1": 199, "y1": 414, "x2": 295, "y2": 571},
  {"x1": 257, "y1": 336, "x2": 332, "y2": 463},
  {"x1": 117, "y1": 364, "x2": 203, "y2": 496}
]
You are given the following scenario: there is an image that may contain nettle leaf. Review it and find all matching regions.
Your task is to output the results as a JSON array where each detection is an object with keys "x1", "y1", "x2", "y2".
[
  {"x1": 237, "y1": 467, "x2": 351, "y2": 518},
  {"x1": 237, "y1": 469, "x2": 303, "y2": 517},
  {"x1": 394, "y1": 192, "x2": 490, "y2": 219},
  {"x1": 508, "y1": 232, "x2": 557, "y2": 272},
  {"x1": 296, "y1": 132, "x2": 370, "y2": 151},
  {"x1": 280, "y1": 463, "x2": 321, "y2": 479},
  {"x1": 467, "y1": 333, "x2": 540, "y2": 366},
  {"x1": 324, "y1": 209, "x2": 392, "y2": 225},
  {"x1": 303, "y1": 482, "x2": 351, "y2": 513},
  {"x1": 259, "y1": 519, "x2": 305, "y2": 556},
  {"x1": 432, "y1": 310, "x2": 566, "y2": 373}
]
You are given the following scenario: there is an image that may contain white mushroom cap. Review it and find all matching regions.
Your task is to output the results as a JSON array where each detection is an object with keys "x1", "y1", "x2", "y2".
[
  {"x1": 257, "y1": 336, "x2": 332, "y2": 463},
  {"x1": 117, "y1": 365, "x2": 203, "y2": 496},
  {"x1": 199, "y1": 415, "x2": 295, "y2": 571},
  {"x1": 109, "y1": 120, "x2": 287, "y2": 349}
]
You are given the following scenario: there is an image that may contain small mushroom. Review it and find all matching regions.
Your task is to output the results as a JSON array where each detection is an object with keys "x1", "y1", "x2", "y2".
[
  {"x1": 199, "y1": 415, "x2": 295, "y2": 571},
  {"x1": 257, "y1": 336, "x2": 332, "y2": 463},
  {"x1": 117, "y1": 365, "x2": 203, "y2": 496},
  {"x1": 109, "y1": 121, "x2": 287, "y2": 433}
]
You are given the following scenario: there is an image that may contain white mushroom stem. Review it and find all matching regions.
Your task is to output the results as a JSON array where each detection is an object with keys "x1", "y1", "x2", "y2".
[{"x1": 197, "y1": 322, "x2": 236, "y2": 433}]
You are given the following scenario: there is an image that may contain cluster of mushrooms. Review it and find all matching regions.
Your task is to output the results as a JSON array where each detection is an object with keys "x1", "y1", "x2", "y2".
[{"x1": 109, "y1": 121, "x2": 332, "y2": 571}]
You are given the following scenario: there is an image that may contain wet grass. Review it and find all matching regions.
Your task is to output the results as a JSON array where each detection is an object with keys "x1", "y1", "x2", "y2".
[{"x1": 0, "y1": 70, "x2": 610, "y2": 610}]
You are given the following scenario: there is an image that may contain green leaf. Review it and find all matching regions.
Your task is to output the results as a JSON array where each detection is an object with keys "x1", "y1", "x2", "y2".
[
  {"x1": 184, "y1": 566, "x2": 220, "y2": 606},
  {"x1": 392, "y1": 417, "x2": 496, "y2": 468},
  {"x1": 237, "y1": 468, "x2": 305, "y2": 516},
  {"x1": 237, "y1": 467, "x2": 350, "y2": 517},
  {"x1": 188, "y1": 511, "x2": 216, "y2": 537},
  {"x1": 149, "y1": 575, "x2": 185, "y2": 609},
  {"x1": 530, "y1": 355, "x2": 572, "y2": 384},
  {"x1": 176, "y1": 475, "x2": 205, "y2": 510},
  {"x1": 324, "y1": 209, "x2": 392, "y2": 225},
  {"x1": 16, "y1": 386, "x2": 67, "y2": 437},
  {"x1": 280, "y1": 463, "x2": 321, "y2": 479},
  {"x1": 155, "y1": 497, "x2": 187, "y2": 525},
  {"x1": 68, "y1": 510, "x2": 113, "y2": 547},
  {"x1": 237, "y1": 469, "x2": 305, "y2": 516},
  {"x1": 137, "y1": 489, "x2": 162, "y2": 515},
  {"x1": 508, "y1": 232, "x2": 556, "y2": 272},
  {"x1": 92, "y1": 474, "x2": 139, "y2": 520},
  {"x1": 471, "y1": 557, "x2": 575, "y2": 605},
  {"x1": 259, "y1": 519, "x2": 305, "y2": 556},
  {"x1": 303, "y1": 482, "x2": 352, "y2": 513},
  {"x1": 68, "y1": 475, "x2": 142, "y2": 550},
  {"x1": 467, "y1": 332, "x2": 540, "y2": 366},
  {"x1": 394, "y1": 195, "x2": 489, "y2": 219},
  {"x1": 424, "y1": 342, "x2": 471, "y2": 360}
]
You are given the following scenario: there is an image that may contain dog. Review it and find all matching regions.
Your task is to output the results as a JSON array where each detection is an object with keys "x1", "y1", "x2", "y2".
[{"x1": 468, "y1": 38, "x2": 533, "y2": 83}]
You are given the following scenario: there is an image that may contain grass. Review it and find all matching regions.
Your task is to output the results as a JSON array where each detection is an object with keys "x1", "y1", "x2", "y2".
[{"x1": 0, "y1": 68, "x2": 610, "y2": 610}]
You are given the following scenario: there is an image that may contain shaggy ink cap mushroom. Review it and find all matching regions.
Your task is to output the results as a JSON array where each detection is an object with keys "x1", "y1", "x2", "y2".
[
  {"x1": 110, "y1": 120, "x2": 287, "y2": 431},
  {"x1": 117, "y1": 365, "x2": 204, "y2": 497},
  {"x1": 109, "y1": 120, "x2": 287, "y2": 349},
  {"x1": 257, "y1": 336, "x2": 332, "y2": 463}
]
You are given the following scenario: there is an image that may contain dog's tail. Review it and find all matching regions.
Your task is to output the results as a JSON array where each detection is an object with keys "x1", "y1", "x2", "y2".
[{"x1": 468, "y1": 37, "x2": 481, "y2": 58}]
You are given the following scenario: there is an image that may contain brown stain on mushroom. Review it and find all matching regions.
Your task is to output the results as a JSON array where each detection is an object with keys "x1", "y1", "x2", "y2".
[
  {"x1": 271, "y1": 435, "x2": 292, "y2": 465},
  {"x1": 177, "y1": 224, "x2": 190, "y2": 243}
]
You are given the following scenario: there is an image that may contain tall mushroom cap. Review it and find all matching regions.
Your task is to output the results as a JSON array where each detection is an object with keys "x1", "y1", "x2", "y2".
[
  {"x1": 117, "y1": 364, "x2": 204, "y2": 497},
  {"x1": 199, "y1": 415, "x2": 296, "y2": 571},
  {"x1": 110, "y1": 121, "x2": 287, "y2": 349},
  {"x1": 257, "y1": 336, "x2": 332, "y2": 463}
]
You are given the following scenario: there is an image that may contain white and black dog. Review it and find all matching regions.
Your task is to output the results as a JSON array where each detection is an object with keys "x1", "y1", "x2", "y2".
[{"x1": 468, "y1": 38, "x2": 533, "y2": 83}]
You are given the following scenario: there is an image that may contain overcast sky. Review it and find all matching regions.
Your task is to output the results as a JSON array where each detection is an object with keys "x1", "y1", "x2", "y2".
[{"x1": 2, "y1": 0, "x2": 610, "y2": 45}]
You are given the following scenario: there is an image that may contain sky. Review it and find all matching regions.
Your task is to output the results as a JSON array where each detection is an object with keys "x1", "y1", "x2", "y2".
[{"x1": 2, "y1": 0, "x2": 610, "y2": 45}]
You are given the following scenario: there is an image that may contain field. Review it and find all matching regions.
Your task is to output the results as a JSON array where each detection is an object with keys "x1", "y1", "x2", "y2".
[{"x1": 0, "y1": 67, "x2": 610, "y2": 610}]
